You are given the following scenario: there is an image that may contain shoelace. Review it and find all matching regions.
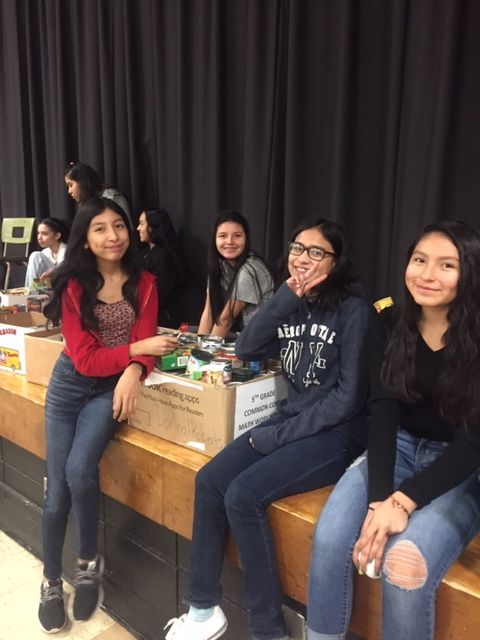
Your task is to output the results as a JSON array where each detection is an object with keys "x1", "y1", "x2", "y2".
[
  {"x1": 42, "y1": 583, "x2": 63, "y2": 602},
  {"x1": 163, "y1": 614, "x2": 187, "y2": 635},
  {"x1": 75, "y1": 562, "x2": 99, "y2": 586}
]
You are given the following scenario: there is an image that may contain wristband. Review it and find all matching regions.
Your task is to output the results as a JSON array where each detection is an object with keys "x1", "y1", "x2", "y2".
[{"x1": 391, "y1": 496, "x2": 410, "y2": 517}]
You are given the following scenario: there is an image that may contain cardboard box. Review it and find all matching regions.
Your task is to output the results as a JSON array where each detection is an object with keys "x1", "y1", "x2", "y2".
[
  {"x1": 24, "y1": 329, "x2": 64, "y2": 386},
  {"x1": 0, "y1": 288, "x2": 29, "y2": 307},
  {"x1": 0, "y1": 288, "x2": 50, "y2": 312},
  {"x1": 0, "y1": 311, "x2": 49, "y2": 374},
  {"x1": 131, "y1": 369, "x2": 288, "y2": 456}
]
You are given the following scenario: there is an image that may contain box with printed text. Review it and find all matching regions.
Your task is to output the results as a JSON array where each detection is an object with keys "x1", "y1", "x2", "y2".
[
  {"x1": 131, "y1": 369, "x2": 288, "y2": 456},
  {"x1": 0, "y1": 311, "x2": 49, "y2": 374}
]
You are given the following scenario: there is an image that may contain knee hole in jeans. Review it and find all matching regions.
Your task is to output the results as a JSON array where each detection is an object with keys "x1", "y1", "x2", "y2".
[
  {"x1": 346, "y1": 453, "x2": 366, "y2": 470},
  {"x1": 384, "y1": 540, "x2": 427, "y2": 590}
]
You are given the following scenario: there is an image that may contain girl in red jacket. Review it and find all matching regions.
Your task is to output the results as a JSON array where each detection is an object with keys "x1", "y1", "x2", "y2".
[{"x1": 38, "y1": 197, "x2": 178, "y2": 634}]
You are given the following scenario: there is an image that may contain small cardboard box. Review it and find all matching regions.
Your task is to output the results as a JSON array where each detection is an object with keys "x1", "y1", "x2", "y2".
[
  {"x1": 131, "y1": 369, "x2": 288, "y2": 456},
  {"x1": 24, "y1": 329, "x2": 64, "y2": 386},
  {"x1": 0, "y1": 289, "x2": 51, "y2": 312},
  {"x1": 0, "y1": 288, "x2": 29, "y2": 307},
  {"x1": 0, "y1": 311, "x2": 49, "y2": 374}
]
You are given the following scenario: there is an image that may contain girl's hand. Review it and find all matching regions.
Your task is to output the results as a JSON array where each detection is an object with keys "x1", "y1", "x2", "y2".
[
  {"x1": 40, "y1": 268, "x2": 54, "y2": 282},
  {"x1": 286, "y1": 267, "x2": 328, "y2": 298},
  {"x1": 130, "y1": 335, "x2": 179, "y2": 358},
  {"x1": 352, "y1": 498, "x2": 409, "y2": 575},
  {"x1": 113, "y1": 363, "x2": 143, "y2": 421}
]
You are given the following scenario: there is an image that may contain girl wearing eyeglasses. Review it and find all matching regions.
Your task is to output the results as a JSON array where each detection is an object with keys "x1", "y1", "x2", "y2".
[
  {"x1": 164, "y1": 218, "x2": 372, "y2": 640},
  {"x1": 197, "y1": 211, "x2": 274, "y2": 337}
]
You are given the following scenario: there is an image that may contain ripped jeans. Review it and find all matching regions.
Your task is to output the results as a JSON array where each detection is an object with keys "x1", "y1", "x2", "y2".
[{"x1": 306, "y1": 429, "x2": 480, "y2": 640}]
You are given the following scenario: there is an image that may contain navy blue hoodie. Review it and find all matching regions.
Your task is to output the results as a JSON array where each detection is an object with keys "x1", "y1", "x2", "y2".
[{"x1": 235, "y1": 283, "x2": 371, "y2": 454}]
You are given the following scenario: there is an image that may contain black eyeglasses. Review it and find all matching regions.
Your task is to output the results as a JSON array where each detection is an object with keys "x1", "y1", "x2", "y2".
[{"x1": 288, "y1": 242, "x2": 335, "y2": 262}]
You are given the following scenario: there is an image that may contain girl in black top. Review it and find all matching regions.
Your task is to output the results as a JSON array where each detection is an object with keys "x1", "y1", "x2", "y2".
[
  {"x1": 137, "y1": 208, "x2": 187, "y2": 327},
  {"x1": 306, "y1": 221, "x2": 480, "y2": 640}
]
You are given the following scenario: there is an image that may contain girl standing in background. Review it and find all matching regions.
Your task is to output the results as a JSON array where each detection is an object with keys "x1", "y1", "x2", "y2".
[{"x1": 64, "y1": 161, "x2": 132, "y2": 227}]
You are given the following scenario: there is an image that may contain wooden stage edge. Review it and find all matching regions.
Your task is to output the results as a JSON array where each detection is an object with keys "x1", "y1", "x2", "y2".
[{"x1": 0, "y1": 370, "x2": 479, "y2": 640}]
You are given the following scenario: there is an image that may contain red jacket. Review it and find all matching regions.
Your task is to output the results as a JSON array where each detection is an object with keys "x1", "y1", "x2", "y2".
[{"x1": 62, "y1": 271, "x2": 157, "y2": 378}]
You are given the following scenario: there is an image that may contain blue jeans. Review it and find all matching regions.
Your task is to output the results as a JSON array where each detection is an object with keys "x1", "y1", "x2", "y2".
[
  {"x1": 42, "y1": 353, "x2": 120, "y2": 579},
  {"x1": 306, "y1": 429, "x2": 480, "y2": 640},
  {"x1": 185, "y1": 427, "x2": 363, "y2": 640}
]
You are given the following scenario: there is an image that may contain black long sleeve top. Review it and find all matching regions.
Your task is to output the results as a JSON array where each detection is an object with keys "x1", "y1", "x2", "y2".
[
  {"x1": 141, "y1": 245, "x2": 178, "y2": 326},
  {"x1": 367, "y1": 308, "x2": 480, "y2": 508}
]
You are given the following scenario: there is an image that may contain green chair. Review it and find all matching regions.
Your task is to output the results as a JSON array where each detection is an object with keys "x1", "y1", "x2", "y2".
[{"x1": 0, "y1": 217, "x2": 36, "y2": 290}]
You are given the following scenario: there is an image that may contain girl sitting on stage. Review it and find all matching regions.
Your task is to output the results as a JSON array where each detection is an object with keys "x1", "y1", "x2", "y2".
[
  {"x1": 197, "y1": 211, "x2": 274, "y2": 337},
  {"x1": 164, "y1": 217, "x2": 372, "y2": 640},
  {"x1": 307, "y1": 220, "x2": 480, "y2": 640},
  {"x1": 38, "y1": 197, "x2": 178, "y2": 633},
  {"x1": 25, "y1": 217, "x2": 68, "y2": 286}
]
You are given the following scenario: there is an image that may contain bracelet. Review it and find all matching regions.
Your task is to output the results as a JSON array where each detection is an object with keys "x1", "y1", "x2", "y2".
[{"x1": 391, "y1": 497, "x2": 410, "y2": 517}]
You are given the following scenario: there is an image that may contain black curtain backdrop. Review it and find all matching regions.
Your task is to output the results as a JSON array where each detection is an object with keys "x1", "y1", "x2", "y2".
[{"x1": 1, "y1": 0, "x2": 479, "y2": 320}]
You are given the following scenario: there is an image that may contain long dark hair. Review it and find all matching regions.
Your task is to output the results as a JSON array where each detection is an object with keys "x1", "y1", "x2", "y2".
[
  {"x1": 282, "y1": 217, "x2": 360, "y2": 309},
  {"x1": 64, "y1": 162, "x2": 104, "y2": 202},
  {"x1": 44, "y1": 197, "x2": 141, "y2": 329},
  {"x1": 142, "y1": 208, "x2": 188, "y2": 282},
  {"x1": 208, "y1": 211, "x2": 270, "y2": 327},
  {"x1": 38, "y1": 217, "x2": 69, "y2": 244},
  {"x1": 381, "y1": 220, "x2": 480, "y2": 428}
]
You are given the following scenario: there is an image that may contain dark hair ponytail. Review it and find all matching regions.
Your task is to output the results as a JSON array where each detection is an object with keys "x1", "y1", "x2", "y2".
[
  {"x1": 64, "y1": 162, "x2": 104, "y2": 202},
  {"x1": 39, "y1": 217, "x2": 69, "y2": 243}
]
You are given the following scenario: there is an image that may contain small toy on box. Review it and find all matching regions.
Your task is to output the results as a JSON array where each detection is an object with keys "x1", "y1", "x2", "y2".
[{"x1": 29, "y1": 278, "x2": 49, "y2": 291}]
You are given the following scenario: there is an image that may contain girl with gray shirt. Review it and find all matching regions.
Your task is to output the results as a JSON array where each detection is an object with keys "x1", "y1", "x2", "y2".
[{"x1": 197, "y1": 211, "x2": 273, "y2": 337}]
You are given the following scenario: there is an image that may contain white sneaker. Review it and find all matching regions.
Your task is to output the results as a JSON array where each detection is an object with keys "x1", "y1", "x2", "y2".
[{"x1": 164, "y1": 605, "x2": 228, "y2": 640}]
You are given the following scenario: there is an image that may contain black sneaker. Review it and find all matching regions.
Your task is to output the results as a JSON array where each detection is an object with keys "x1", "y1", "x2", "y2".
[
  {"x1": 72, "y1": 555, "x2": 104, "y2": 621},
  {"x1": 38, "y1": 579, "x2": 66, "y2": 633}
]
